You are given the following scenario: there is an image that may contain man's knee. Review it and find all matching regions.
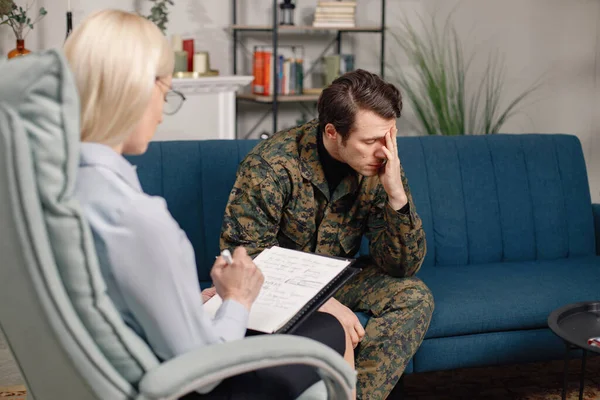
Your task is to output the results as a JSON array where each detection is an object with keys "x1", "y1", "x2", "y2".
[
  {"x1": 410, "y1": 277, "x2": 434, "y2": 307},
  {"x1": 364, "y1": 275, "x2": 434, "y2": 318},
  {"x1": 394, "y1": 277, "x2": 434, "y2": 316}
]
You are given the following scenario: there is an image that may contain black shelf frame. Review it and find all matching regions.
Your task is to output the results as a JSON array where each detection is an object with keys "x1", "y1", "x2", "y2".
[{"x1": 232, "y1": 0, "x2": 387, "y2": 138}]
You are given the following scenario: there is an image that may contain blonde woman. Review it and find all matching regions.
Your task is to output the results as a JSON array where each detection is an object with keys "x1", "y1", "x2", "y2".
[{"x1": 65, "y1": 9, "x2": 354, "y2": 399}]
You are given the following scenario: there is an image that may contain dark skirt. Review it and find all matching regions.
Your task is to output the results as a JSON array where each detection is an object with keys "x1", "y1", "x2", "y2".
[{"x1": 181, "y1": 311, "x2": 346, "y2": 400}]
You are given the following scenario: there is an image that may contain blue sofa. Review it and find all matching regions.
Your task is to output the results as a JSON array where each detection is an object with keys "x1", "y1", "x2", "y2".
[{"x1": 127, "y1": 133, "x2": 600, "y2": 375}]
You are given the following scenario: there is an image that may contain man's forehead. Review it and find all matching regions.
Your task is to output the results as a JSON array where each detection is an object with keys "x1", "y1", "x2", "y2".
[{"x1": 353, "y1": 116, "x2": 395, "y2": 137}]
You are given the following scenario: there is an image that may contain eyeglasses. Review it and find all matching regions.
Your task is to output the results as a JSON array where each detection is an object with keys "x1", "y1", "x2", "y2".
[
  {"x1": 163, "y1": 90, "x2": 186, "y2": 115},
  {"x1": 155, "y1": 78, "x2": 186, "y2": 115}
]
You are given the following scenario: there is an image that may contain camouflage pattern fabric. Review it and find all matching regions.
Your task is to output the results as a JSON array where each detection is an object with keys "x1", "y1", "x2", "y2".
[
  {"x1": 335, "y1": 261, "x2": 433, "y2": 399},
  {"x1": 220, "y1": 119, "x2": 434, "y2": 399}
]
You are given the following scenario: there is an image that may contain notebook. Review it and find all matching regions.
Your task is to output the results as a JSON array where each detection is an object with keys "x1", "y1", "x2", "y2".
[{"x1": 203, "y1": 246, "x2": 360, "y2": 334}]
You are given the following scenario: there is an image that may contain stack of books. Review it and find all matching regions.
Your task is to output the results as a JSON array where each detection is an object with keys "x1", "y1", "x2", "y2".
[
  {"x1": 252, "y1": 46, "x2": 304, "y2": 96},
  {"x1": 313, "y1": 1, "x2": 357, "y2": 28}
]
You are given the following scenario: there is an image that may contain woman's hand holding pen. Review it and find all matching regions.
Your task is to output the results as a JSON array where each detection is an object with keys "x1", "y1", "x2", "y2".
[
  {"x1": 201, "y1": 250, "x2": 232, "y2": 303},
  {"x1": 210, "y1": 247, "x2": 264, "y2": 311}
]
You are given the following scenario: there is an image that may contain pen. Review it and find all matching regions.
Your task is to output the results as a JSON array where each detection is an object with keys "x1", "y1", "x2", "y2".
[{"x1": 221, "y1": 249, "x2": 233, "y2": 265}]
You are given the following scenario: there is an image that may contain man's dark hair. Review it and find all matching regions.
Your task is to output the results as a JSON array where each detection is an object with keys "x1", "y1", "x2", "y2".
[{"x1": 317, "y1": 69, "x2": 402, "y2": 143}]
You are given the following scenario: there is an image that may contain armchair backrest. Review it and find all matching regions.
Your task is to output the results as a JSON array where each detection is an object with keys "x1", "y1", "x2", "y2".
[{"x1": 0, "y1": 50, "x2": 158, "y2": 400}]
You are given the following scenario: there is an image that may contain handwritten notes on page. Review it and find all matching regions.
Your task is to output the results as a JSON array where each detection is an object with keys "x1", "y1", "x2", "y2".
[{"x1": 203, "y1": 246, "x2": 350, "y2": 333}]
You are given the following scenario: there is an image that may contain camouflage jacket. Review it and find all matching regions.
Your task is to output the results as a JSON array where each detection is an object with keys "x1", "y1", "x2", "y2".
[{"x1": 220, "y1": 119, "x2": 426, "y2": 278}]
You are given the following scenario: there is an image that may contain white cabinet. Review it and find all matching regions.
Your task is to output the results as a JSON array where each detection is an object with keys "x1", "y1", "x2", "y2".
[{"x1": 153, "y1": 76, "x2": 253, "y2": 141}]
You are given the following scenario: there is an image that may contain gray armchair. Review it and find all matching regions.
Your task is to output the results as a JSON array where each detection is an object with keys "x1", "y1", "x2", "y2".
[{"x1": 0, "y1": 49, "x2": 355, "y2": 400}]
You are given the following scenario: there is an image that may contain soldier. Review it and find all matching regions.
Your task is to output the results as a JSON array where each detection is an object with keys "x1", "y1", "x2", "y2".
[{"x1": 221, "y1": 69, "x2": 434, "y2": 400}]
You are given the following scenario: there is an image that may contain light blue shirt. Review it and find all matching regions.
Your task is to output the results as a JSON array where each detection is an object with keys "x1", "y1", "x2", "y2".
[{"x1": 75, "y1": 142, "x2": 249, "y2": 362}]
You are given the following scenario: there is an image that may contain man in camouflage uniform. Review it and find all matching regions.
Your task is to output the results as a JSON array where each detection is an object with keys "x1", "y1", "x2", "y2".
[{"x1": 221, "y1": 69, "x2": 434, "y2": 400}]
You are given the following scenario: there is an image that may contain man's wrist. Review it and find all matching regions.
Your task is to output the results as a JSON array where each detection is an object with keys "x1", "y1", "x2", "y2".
[{"x1": 388, "y1": 194, "x2": 408, "y2": 211}]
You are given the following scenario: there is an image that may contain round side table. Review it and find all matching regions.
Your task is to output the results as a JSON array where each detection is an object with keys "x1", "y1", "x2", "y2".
[{"x1": 548, "y1": 301, "x2": 600, "y2": 400}]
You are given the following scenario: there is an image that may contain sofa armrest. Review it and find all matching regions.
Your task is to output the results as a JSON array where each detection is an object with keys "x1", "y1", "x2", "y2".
[
  {"x1": 593, "y1": 204, "x2": 600, "y2": 255},
  {"x1": 136, "y1": 335, "x2": 356, "y2": 400}
]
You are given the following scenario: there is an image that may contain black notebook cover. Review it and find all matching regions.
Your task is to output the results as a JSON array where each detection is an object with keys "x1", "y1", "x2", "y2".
[{"x1": 277, "y1": 264, "x2": 361, "y2": 334}]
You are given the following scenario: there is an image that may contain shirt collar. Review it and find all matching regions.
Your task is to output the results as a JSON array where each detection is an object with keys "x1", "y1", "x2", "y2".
[
  {"x1": 298, "y1": 120, "x2": 330, "y2": 198},
  {"x1": 79, "y1": 142, "x2": 142, "y2": 192},
  {"x1": 298, "y1": 119, "x2": 360, "y2": 201}
]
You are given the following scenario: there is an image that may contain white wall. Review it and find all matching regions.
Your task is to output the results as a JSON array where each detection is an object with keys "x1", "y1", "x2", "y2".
[{"x1": 2, "y1": 0, "x2": 599, "y2": 200}]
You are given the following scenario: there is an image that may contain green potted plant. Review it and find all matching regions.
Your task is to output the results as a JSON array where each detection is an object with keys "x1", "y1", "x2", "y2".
[
  {"x1": 145, "y1": 0, "x2": 174, "y2": 34},
  {"x1": 1, "y1": 0, "x2": 47, "y2": 59},
  {"x1": 387, "y1": 13, "x2": 541, "y2": 136}
]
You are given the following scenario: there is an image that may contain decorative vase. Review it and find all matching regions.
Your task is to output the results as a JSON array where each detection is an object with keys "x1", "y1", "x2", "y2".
[{"x1": 8, "y1": 39, "x2": 31, "y2": 59}]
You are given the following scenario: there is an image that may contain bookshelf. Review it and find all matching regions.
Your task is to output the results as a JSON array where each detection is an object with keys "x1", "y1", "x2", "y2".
[
  {"x1": 237, "y1": 93, "x2": 321, "y2": 103},
  {"x1": 232, "y1": 0, "x2": 387, "y2": 139},
  {"x1": 232, "y1": 25, "x2": 384, "y2": 33}
]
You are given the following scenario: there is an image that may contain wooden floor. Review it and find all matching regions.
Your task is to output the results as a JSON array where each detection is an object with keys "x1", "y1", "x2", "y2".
[
  {"x1": 0, "y1": 330, "x2": 22, "y2": 389},
  {"x1": 400, "y1": 356, "x2": 600, "y2": 400}
]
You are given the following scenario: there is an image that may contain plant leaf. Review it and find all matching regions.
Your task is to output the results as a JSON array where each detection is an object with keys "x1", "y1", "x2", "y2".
[{"x1": 387, "y1": 10, "x2": 541, "y2": 136}]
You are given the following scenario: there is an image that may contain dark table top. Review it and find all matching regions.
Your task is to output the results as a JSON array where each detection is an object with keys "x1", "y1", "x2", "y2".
[{"x1": 548, "y1": 301, "x2": 600, "y2": 354}]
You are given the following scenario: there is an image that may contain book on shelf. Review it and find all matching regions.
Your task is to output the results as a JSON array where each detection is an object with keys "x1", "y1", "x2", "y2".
[
  {"x1": 340, "y1": 54, "x2": 355, "y2": 74},
  {"x1": 313, "y1": 21, "x2": 356, "y2": 28},
  {"x1": 323, "y1": 53, "x2": 355, "y2": 85},
  {"x1": 252, "y1": 45, "x2": 304, "y2": 96},
  {"x1": 314, "y1": 15, "x2": 355, "y2": 22},
  {"x1": 313, "y1": 0, "x2": 356, "y2": 27},
  {"x1": 315, "y1": 6, "x2": 356, "y2": 13},
  {"x1": 315, "y1": 8, "x2": 356, "y2": 18},
  {"x1": 318, "y1": 1, "x2": 357, "y2": 7},
  {"x1": 203, "y1": 246, "x2": 360, "y2": 334}
]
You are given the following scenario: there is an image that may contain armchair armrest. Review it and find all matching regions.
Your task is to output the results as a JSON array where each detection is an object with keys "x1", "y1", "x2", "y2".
[
  {"x1": 136, "y1": 335, "x2": 356, "y2": 400},
  {"x1": 593, "y1": 204, "x2": 600, "y2": 255}
]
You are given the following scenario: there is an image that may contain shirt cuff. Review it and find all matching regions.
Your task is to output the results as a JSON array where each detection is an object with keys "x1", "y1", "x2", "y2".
[
  {"x1": 214, "y1": 299, "x2": 250, "y2": 341},
  {"x1": 397, "y1": 202, "x2": 410, "y2": 215},
  {"x1": 385, "y1": 201, "x2": 417, "y2": 235}
]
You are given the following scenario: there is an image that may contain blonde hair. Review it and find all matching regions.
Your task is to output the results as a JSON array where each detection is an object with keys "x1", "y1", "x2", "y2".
[{"x1": 64, "y1": 9, "x2": 174, "y2": 146}]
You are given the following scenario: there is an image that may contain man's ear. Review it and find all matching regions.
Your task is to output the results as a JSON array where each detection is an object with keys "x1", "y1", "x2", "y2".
[{"x1": 324, "y1": 123, "x2": 338, "y2": 140}]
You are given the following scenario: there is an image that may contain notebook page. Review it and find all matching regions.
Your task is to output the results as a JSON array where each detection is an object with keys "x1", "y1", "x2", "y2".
[
  {"x1": 249, "y1": 246, "x2": 350, "y2": 332},
  {"x1": 203, "y1": 247, "x2": 350, "y2": 333}
]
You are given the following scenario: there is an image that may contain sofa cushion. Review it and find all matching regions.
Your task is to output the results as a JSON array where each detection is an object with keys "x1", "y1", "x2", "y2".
[
  {"x1": 419, "y1": 257, "x2": 600, "y2": 339},
  {"x1": 0, "y1": 49, "x2": 159, "y2": 384},
  {"x1": 415, "y1": 328, "x2": 565, "y2": 373},
  {"x1": 133, "y1": 135, "x2": 596, "y2": 276}
]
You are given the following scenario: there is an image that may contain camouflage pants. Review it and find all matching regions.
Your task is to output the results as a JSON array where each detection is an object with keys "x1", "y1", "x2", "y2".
[{"x1": 334, "y1": 262, "x2": 434, "y2": 400}]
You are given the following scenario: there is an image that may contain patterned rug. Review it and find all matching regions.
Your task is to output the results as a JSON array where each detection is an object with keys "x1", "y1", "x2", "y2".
[
  {"x1": 0, "y1": 385, "x2": 25, "y2": 400},
  {"x1": 1, "y1": 358, "x2": 599, "y2": 399}
]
